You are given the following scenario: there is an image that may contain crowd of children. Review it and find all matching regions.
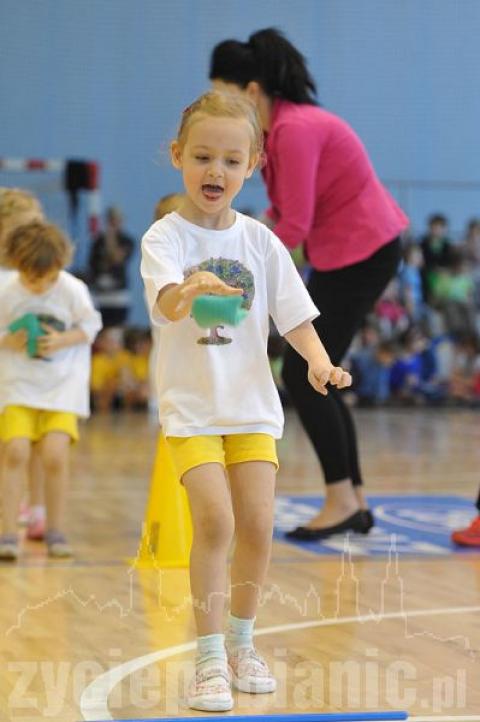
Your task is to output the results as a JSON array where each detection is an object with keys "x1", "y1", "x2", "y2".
[
  {"x1": 90, "y1": 325, "x2": 152, "y2": 412},
  {"x1": 345, "y1": 213, "x2": 480, "y2": 407},
  {"x1": 82, "y1": 209, "x2": 480, "y2": 412}
]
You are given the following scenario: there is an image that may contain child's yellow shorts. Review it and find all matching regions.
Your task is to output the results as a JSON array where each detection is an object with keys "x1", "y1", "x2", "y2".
[
  {"x1": 0, "y1": 405, "x2": 79, "y2": 443},
  {"x1": 166, "y1": 433, "x2": 278, "y2": 480}
]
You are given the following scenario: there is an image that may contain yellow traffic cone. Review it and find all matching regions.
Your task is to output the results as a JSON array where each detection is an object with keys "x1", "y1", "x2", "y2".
[{"x1": 135, "y1": 432, "x2": 193, "y2": 568}]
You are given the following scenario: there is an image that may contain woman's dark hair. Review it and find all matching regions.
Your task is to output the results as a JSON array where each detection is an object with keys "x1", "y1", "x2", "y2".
[{"x1": 209, "y1": 27, "x2": 318, "y2": 105}]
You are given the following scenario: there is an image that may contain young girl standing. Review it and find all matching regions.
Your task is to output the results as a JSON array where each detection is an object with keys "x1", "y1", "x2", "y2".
[
  {"x1": 141, "y1": 91, "x2": 351, "y2": 712},
  {"x1": 0, "y1": 221, "x2": 102, "y2": 559},
  {"x1": 0, "y1": 188, "x2": 47, "y2": 540}
]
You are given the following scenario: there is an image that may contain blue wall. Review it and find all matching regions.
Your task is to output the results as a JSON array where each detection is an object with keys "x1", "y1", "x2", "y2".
[{"x1": 1, "y1": 0, "x2": 479, "y2": 323}]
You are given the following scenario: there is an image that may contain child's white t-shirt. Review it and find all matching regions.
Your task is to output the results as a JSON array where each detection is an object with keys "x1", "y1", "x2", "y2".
[
  {"x1": 0, "y1": 268, "x2": 16, "y2": 286},
  {"x1": 141, "y1": 211, "x2": 319, "y2": 439},
  {"x1": 0, "y1": 271, "x2": 102, "y2": 417}
]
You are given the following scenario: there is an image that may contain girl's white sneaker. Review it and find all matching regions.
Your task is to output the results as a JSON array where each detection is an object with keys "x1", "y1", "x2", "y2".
[
  {"x1": 228, "y1": 647, "x2": 276, "y2": 693},
  {"x1": 187, "y1": 662, "x2": 233, "y2": 711}
]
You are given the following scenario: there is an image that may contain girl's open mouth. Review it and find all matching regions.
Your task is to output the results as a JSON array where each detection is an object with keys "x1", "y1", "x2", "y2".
[{"x1": 202, "y1": 184, "x2": 224, "y2": 201}]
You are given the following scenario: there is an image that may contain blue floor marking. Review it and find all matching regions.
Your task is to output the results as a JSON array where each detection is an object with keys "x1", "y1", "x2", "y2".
[
  {"x1": 275, "y1": 494, "x2": 478, "y2": 556},
  {"x1": 99, "y1": 711, "x2": 408, "y2": 722}
]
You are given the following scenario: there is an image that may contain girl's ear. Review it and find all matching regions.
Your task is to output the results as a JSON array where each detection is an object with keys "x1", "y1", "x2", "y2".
[{"x1": 170, "y1": 141, "x2": 183, "y2": 169}]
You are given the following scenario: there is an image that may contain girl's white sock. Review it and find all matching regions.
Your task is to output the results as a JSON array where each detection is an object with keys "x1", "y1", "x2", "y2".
[
  {"x1": 226, "y1": 614, "x2": 255, "y2": 651},
  {"x1": 196, "y1": 633, "x2": 227, "y2": 669}
]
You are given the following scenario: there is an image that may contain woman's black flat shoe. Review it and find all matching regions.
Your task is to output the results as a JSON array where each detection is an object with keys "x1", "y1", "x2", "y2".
[
  {"x1": 285, "y1": 509, "x2": 371, "y2": 541},
  {"x1": 361, "y1": 508, "x2": 375, "y2": 532}
]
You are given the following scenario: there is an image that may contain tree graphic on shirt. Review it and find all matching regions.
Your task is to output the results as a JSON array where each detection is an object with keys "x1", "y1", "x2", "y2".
[{"x1": 185, "y1": 257, "x2": 255, "y2": 345}]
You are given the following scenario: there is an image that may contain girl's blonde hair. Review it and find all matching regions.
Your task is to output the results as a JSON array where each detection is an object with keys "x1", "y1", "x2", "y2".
[
  {"x1": 1, "y1": 221, "x2": 73, "y2": 274},
  {"x1": 0, "y1": 188, "x2": 44, "y2": 241},
  {"x1": 175, "y1": 91, "x2": 264, "y2": 161}
]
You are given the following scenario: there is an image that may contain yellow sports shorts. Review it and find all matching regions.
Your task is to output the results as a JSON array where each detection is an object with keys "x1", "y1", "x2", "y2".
[
  {"x1": 0, "y1": 405, "x2": 79, "y2": 443},
  {"x1": 166, "y1": 433, "x2": 278, "y2": 480}
]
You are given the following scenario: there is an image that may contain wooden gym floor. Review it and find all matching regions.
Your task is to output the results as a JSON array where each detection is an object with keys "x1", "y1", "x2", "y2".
[{"x1": 1, "y1": 408, "x2": 479, "y2": 721}]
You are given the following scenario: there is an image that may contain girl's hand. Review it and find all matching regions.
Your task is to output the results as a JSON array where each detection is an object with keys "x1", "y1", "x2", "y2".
[
  {"x1": 3, "y1": 329, "x2": 27, "y2": 353},
  {"x1": 37, "y1": 324, "x2": 65, "y2": 356},
  {"x1": 307, "y1": 362, "x2": 352, "y2": 396},
  {"x1": 175, "y1": 271, "x2": 243, "y2": 314}
]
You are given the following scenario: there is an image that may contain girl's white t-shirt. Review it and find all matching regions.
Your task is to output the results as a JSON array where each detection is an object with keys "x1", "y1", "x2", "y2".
[
  {"x1": 0, "y1": 268, "x2": 16, "y2": 286},
  {"x1": 0, "y1": 271, "x2": 102, "y2": 417},
  {"x1": 141, "y1": 211, "x2": 319, "y2": 439}
]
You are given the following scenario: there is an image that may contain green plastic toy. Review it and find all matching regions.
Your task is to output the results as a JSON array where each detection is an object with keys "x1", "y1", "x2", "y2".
[
  {"x1": 8, "y1": 313, "x2": 46, "y2": 357},
  {"x1": 192, "y1": 294, "x2": 248, "y2": 329}
]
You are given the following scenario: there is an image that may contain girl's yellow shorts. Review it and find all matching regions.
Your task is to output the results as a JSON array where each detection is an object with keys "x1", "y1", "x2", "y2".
[
  {"x1": 166, "y1": 432, "x2": 278, "y2": 480},
  {"x1": 0, "y1": 405, "x2": 79, "y2": 443}
]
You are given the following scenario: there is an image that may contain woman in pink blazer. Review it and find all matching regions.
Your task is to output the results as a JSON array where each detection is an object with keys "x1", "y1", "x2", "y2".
[{"x1": 210, "y1": 28, "x2": 409, "y2": 540}]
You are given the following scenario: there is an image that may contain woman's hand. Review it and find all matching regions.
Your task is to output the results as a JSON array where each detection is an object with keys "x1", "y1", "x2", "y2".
[
  {"x1": 307, "y1": 361, "x2": 352, "y2": 396},
  {"x1": 174, "y1": 271, "x2": 243, "y2": 314}
]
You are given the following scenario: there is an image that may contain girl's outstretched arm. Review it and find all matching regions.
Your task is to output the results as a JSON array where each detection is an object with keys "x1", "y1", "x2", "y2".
[{"x1": 284, "y1": 320, "x2": 352, "y2": 395}]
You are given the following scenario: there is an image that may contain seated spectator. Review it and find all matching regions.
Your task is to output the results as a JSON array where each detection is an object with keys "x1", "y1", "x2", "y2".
[
  {"x1": 398, "y1": 243, "x2": 425, "y2": 322},
  {"x1": 420, "y1": 213, "x2": 454, "y2": 303},
  {"x1": 390, "y1": 326, "x2": 446, "y2": 404},
  {"x1": 432, "y1": 332, "x2": 455, "y2": 384},
  {"x1": 347, "y1": 321, "x2": 380, "y2": 363},
  {"x1": 88, "y1": 207, "x2": 135, "y2": 327},
  {"x1": 462, "y1": 217, "x2": 480, "y2": 265},
  {"x1": 375, "y1": 279, "x2": 409, "y2": 337},
  {"x1": 90, "y1": 328, "x2": 124, "y2": 412},
  {"x1": 117, "y1": 327, "x2": 152, "y2": 411},
  {"x1": 431, "y1": 249, "x2": 476, "y2": 336},
  {"x1": 352, "y1": 321, "x2": 381, "y2": 351},
  {"x1": 448, "y1": 333, "x2": 480, "y2": 404},
  {"x1": 460, "y1": 218, "x2": 480, "y2": 311},
  {"x1": 350, "y1": 340, "x2": 395, "y2": 406}
]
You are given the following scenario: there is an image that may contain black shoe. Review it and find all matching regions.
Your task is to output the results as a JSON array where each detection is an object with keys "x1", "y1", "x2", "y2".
[
  {"x1": 361, "y1": 508, "x2": 375, "y2": 532},
  {"x1": 285, "y1": 510, "x2": 369, "y2": 541}
]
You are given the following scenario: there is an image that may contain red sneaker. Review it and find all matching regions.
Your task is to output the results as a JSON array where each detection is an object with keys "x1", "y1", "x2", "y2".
[{"x1": 451, "y1": 516, "x2": 480, "y2": 547}]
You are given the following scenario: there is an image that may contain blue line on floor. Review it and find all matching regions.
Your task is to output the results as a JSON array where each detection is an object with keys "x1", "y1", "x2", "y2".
[{"x1": 90, "y1": 710, "x2": 408, "y2": 722}]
